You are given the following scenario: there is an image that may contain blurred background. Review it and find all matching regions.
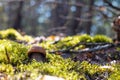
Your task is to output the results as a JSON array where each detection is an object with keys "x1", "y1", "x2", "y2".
[{"x1": 0, "y1": 0, "x2": 119, "y2": 37}]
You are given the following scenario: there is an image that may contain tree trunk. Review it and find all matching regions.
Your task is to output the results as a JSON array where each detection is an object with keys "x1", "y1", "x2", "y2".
[
  {"x1": 65, "y1": 0, "x2": 82, "y2": 36},
  {"x1": 13, "y1": 1, "x2": 24, "y2": 30},
  {"x1": 8, "y1": 1, "x2": 24, "y2": 30},
  {"x1": 50, "y1": 0, "x2": 69, "y2": 35},
  {"x1": 85, "y1": 0, "x2": 94, "y2": 34}
]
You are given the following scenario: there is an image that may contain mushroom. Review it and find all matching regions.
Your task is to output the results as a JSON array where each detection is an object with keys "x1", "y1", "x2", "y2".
[
  {"x1": 112, "y1": 16, "x2": 120, "y2": 42},
  {"x1": 27, "y1": 45, "x2": 46, "y2": 62}
]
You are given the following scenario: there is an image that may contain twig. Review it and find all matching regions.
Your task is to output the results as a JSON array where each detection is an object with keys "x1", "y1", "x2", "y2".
[
  {"x1": 5, "y1": 47, "x2": 10, "y2": 63},
  {"x1": 60, "y1": 15, "x2": 92, "y2": 22},
  {"x1": 0, "y1": 0, "x2": 24, "y2": 2},
  {"x1": 103, "y1": 0, "x2": 120, "y2": 11},
  {"x1": 49, "y1": 43, "x2": 120, "y2": 54},
  {"x1": 67, "y1": 42, "x2": 110, "y2": 50}
]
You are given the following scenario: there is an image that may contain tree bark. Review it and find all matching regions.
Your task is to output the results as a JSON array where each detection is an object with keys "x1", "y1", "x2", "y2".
[
  {"x1": 13, "y1": 1, "x2": 24, "y2": 30},
  {"x1": 85, "y1": 0, "x2": 94, "y2": 34},
  {"x1": 50, "y1": 0, "x2": 69, "y2": 35},
  {"x1": 65, "y1": 0, "x2": 82, "y2": 36}
]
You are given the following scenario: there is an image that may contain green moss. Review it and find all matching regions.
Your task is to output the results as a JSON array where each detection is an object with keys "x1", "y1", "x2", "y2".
[
  {"x1": 23, "y1": 35, "x2": 33, "y2": 42},
  {"x1": 0, "y1": 28, "x2": 33, "y2": 42},
  {"x1": 77, "y1": 34, "x2": 93, "y2": 43},
  {"x1": 0, "y1": 28, "x2": 23, "y2": 40},
  {"x1": 5, "y1": 32, "x2": 17, "y2": 40},
  {"x1": 93, "y1": 35, "x2": 112, "y2": 43},
  {"x1": 0, "y1": 40, "x2": 29, "y2": 65},
  {"x1": 108, "y1": 63, "x2": 120, "y2": 80},
  {"x1": 0, "y1": 29, "x2": 119, "y2": 80},
  {"x1": 39, "y1": 34, "x2": 112, "y2": 51},
  {"x1": 16, "y1": 54, "x2": 86, "y2": 80},
  {"x1": 0, "y1": 63, "x2": 14, "y2": 75}
]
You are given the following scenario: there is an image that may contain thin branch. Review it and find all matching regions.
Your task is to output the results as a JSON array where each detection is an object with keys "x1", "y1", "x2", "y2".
[
  {"x1": 0, "y1": 0, "x2": 24, "y2": 2},
  {"x1": 49, "y1": 43, "x2": 120, "y2": 54},
  {"x1": 47, "y1": 26, "x2": 66, "y2": 32},
  {"x1": 45, "y1": 1, "x2": 85, "y2": 7},
  {"x1": 60, "y1": 15, "x2": 92, "y2": 22},
  {"x1": 104, "y1": 0, "x2": 120, "y2": 11},
  {"x1": 5, "y1": 47, "x2": 10, "y2": 63},
  {"x1": 67, "y1": 42, "x2": 110, "y2": 50}
]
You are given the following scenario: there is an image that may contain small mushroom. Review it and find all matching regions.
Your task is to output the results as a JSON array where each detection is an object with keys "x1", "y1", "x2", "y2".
[
  {"x1": 27, "y1": 45, "x2": 46, "y2": 62},
  {"x1": 113, "y1": 16, "x2": 120, "y2": 42}
]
